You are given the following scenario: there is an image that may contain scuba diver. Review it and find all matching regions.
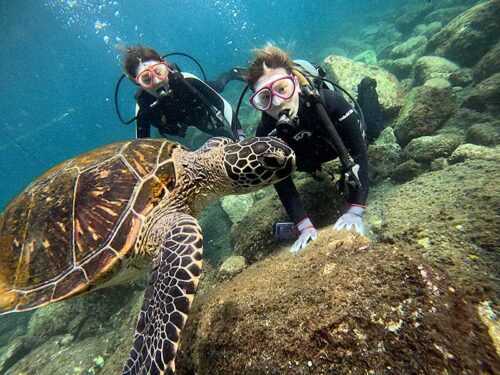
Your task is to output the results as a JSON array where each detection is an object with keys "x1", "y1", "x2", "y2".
[
  {"x1": 244, "y1": 45, "x2": 382, "y2": 252},
  {"x1": 120, "y1": 46, "x2": 246, "y2": 140}
]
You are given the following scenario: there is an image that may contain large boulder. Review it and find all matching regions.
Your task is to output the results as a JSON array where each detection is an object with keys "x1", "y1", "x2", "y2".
[
  {"x1": 466, "y1": 121, "x2": 500, "y2": 146},
  {"x1": 412, "y1": 22, "x2": 443, "y2": 39},
  {"x1": 413, "y1": 56, "x2": 460, "y2": 86},
  {"x1": 180, "y1": 232, "x2": 499, "y2": 375},
  {"x1": 425, "y1": 0, "x2": 500, "y2": 67},
  {"x1": 438, "y1": 107, "x2": 495, "y2": 136},
  {"x1": 424, "y1": 6, "x2": 468, "y2": 24},
  {"x1": 367, "y1": 127, "x2": 402, "y2": 181},
  {"x1": 379, "y1": 158, "x2": 499, "y2": 295},
  {"x1": 232, "y1": 177, "x2": 343, "y2": 263},
  {"x1": 462, "y1": 72, "x2": 500, "y2": 114},
  {"x1": 394, "y1": 84, "x2": 456, "y2": 146},
  {"x1": 323, "y1": 55, "x2": 405, "y2": 119},
  {"x1": 473, "y1": 41, "x2": 500, "y2": 83},
  {"x1": 390, "y1": 35, "x2": 428, "y2": 59},
  {"x1": 402, "y1": 134, "x2": 462, "y2": 164}
]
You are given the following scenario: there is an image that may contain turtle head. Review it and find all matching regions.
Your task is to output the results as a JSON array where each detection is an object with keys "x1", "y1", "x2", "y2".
[{"x1": 222, "y1": 137, "x2": 296, "y2": 193}]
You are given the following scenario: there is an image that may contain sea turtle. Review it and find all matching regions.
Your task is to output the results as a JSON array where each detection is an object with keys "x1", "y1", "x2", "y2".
[{"x1": 0, "y1": 136, "x2": 295, "y2": 374}]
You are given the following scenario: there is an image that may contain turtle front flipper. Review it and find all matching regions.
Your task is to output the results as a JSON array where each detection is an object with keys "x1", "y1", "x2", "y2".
[{"x1": 122, "y1": 213, "x2": 203, "y2": 375}]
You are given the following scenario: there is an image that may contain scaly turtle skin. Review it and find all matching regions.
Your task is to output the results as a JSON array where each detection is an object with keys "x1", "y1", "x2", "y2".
[{"x1": 0, "y1": 136, "x2": 295, "y2": 375}]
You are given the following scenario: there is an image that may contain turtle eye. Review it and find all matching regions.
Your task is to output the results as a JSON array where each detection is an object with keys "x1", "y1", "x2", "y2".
[{"x1": 258, "y1": 153, "x2": 285, "y2": 170}]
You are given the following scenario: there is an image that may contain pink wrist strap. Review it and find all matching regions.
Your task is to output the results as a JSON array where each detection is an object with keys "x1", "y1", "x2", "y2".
[{"x1": 297, "y1": 217, "x2": 314, "y2": 232}]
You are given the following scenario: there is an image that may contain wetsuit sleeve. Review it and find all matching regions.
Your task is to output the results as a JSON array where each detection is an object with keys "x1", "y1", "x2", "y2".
[
  {"x1": 274, "y1": 176, "x2": 308, "y2": 224},
  {"x1": 255, "y1": 115, "x2": 308, "y2": 224},
  {"x1": 183, "y1": 74, "x2": 244, "y2": 140},
  {"x1": 135, "y1": 106, "x2": 152, "y2": 139},
  {"x1": 206, "y1": 67, "x2": 245, "y2": 93},
  {"x1": 323, "y1": 90, "x2": 369, "y2": 206}
]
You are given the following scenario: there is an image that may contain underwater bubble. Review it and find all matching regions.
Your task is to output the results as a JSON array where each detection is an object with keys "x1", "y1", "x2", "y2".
[{"x1": 103, "y1": 35, "x2": 110, "y2": 44}]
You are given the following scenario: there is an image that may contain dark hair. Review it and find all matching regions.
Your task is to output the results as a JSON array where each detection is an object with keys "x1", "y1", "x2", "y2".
[
  {"x1": 122, "y1": 46, "x2": 162, "y2": 79},
  {"x1": 243, "y1": 45, "x2": 294, "y2": 89}
]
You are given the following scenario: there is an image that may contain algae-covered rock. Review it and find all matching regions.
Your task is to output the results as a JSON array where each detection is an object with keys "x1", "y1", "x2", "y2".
[
  {"x1": 353, "y1": 49, "x2": 377, "y2": 65},
  {"x1": 220, "y1": 194, "x2": 254, "y2": 226},
  {"x1": 449, "y1": 68, "x2": 473, "y2": 87},
  {"x1": 413, "y1": 56, "x2": 459, "y2": 86},
  {"x1": 217, "y1": 255, "x2": 247, "y2": 281},
  {"x1": 448, "y1": 144, "x2": 500, "y2": 165},
  {"x1": 394, "y1": 84, "x2": 455, "y2": 146},
  {"x1": 367, "y1": 127, "x2": 402, "y2": 181},
  {"x1": 323, "y1": 55, "x2": 405, "y2": 119},
  {"x1": 462, "y1": 72, "x2": 500, "y2": 114},
  {"x1": 424, "y1": 6, "x2": 468, "y2": 25},
  {"x1": 473, "y1": 41, "x2": 500, "y2": 83},
  {"x1": 391, "y1": 159, "x2": 426, "y2": 183},
  {"x1": 390, "y1": 35, "x2": 428, "y2": 59},
  {"x1": 380, "y1": 56, "x2": 415, "y2": 81},
  {"x1": 182, "y1": 232, "x2": 499, "y2": 375},
  {"x1": 232, "y1": 177, "x2": 343, "y2": 263},
  {"x1": 439, "y1": 107, "x2": 495, "y2": 136},
  {"x1": 379, "y1": 159, "x2": 499, "y2": 298},
  {"x1": 412, "y1": 21, "x2": 442, "y2": 39},
  {"x1": 402, "y1": 134, "x2": 461, "y2": 164},
  {"x1": 395, "y1": 3, "x2": 433, "y2": 34},
  {"x1": 466, "y1": 122, "x2": 500, "y2": 146},
  {"x1": 426, "y1": 0, "x2": 500, "y2": 67}
]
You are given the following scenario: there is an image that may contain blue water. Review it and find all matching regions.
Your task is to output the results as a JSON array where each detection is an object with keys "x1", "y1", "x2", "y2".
[{"x1": 0, "y1": 0, "x2": 400, "y2": 208}]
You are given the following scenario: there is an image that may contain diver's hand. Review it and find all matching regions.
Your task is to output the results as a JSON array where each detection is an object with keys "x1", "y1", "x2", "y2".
[
  {"x1": 290, "y1": 218, "x2": 317, "y2": 253},
  {"x1": 237, "y1": 128, "x2": 246, "y2": 141},
  {"x1": 333, "y1": 205, "x2": 365, "y2": 236}
]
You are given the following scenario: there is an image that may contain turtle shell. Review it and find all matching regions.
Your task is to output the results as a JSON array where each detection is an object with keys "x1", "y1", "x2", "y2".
[{"x1": 0, "y1": 138, "x2": 181, "y2": 313}]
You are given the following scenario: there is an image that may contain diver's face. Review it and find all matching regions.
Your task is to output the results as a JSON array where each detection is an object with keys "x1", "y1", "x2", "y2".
[
  {"x1": 135, "y1": 60, "x2": 170, "y2": 97},
  {"x1": 252, "y1": 66, "x2": 300, "y2": 120}
]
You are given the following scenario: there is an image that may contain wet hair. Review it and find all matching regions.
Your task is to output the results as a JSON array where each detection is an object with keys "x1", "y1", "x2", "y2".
[
  {"x1": 243, "y1": 44, "x2": 294, "y2": 89},
  {"x1": 122, "y1": 45, "x2": 162, "y2": 79}
]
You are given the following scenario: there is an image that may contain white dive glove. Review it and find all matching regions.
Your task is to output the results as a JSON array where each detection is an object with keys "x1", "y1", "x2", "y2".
[
  {"x1": 290, "y1": 218, "x2": 318, "y2": 253},
  {"x1": 333, "y1": 205, "x2": 366, "y2": 236}
]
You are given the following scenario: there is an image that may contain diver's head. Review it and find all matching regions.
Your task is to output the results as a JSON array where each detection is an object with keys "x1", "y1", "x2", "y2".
[
  {"x1": 245, "y1": 45, "x2": 301, "y2": 120},
  {"x1": 122, "y1": 46, "x2": 170, "y2": 97}
]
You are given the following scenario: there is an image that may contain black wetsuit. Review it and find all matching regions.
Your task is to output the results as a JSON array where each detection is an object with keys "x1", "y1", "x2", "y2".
[
  {"x1": 256, "y1": 89, "x2": 369, "y2": 224},
  {"x1": 135, "y1": 71, "x2": 242, "y2": 139}
]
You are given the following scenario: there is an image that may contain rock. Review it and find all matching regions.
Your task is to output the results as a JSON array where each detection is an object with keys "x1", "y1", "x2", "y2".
[
  {"x1": 462, "y1": 72, "x2": 500, "y2": 114},
  {"x1": 402, "y1": 134, "x2": 462, "y2": 164},
  {"x1": 323, "y1": 55, "x2": 405, "y2": 119},
  {"x1": 394, "y1": 85, "x2": 456, "y2": 146},
  {"x1": 232, "y1": 177, "x2": 343, "y2": 263},
  {"x1": 449, "y1": 68, "x2": 473, "y2": 87},
  {"x1": 448, "y1": 144, "x2": 500, "y2": 165},
  {"x1": 220, "y1": 194, "x2": 254, "y2": 226},
  {"x1": 439, "y1": 108, "x2": 495, "y2": 136},
  {"x1": 430, "y1": 157, "x2": 448, "y2": 171},
  {"x1": 182, "y1": 232, "x2": 498, "y2": 375},
  {"x1": 424, "y1": 6, "x2": 468, "y2": 24},
  {"x1": 391, "y1": 159, "x2": 426, "y2": 183},
  {"x1": 353, "y1": 49, "x2": 377, "y2": 65},
  {"x1": 423, "y1": 77, "x2": 452, "y2": 90},
  {"x1": 473, "y1": 41, "x2": 500, "y2": 83},
  {"x1": 413, "y1": 56, "x2": 459, "y2": 86},
  {"x1": 217, "y1": 255, "x2": 247, "y2": 281},
  {"x1": 379, "y1": 158, "x2": 499, "y2": 296},
  {"x1": 390, "y1": 35, "x2": 428, "y2": 59},
  {"x1": 367, "y1": 128, "x2": 402, "y2": 180},
  {"x1": 380, "y1": 56, "x2": 416, "y2": 80},
  {"x1": 412, "y1": 21, "x2": 443, "y2": 39},
  {"x1": 395, "y1": 3, "x2": 434, "y2": 34},
  {"x1": 426, "y1": 1, "x2": 500, "y2": 67},
  {"x1": 466, "y1": 122, "x2": 500, "y2": 146}
]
